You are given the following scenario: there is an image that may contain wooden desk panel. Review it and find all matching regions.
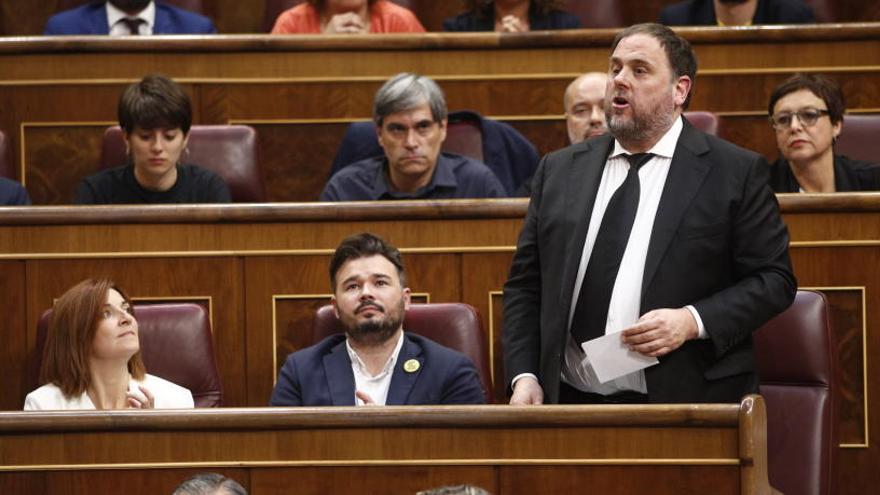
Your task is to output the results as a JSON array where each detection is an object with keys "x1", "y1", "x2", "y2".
[{"x1": 0, "y1": 400, "x2": 773, "y2": 495}]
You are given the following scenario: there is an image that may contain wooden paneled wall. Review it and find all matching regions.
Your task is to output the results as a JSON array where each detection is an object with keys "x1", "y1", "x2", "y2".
[
  {"x1": 4, "y1": 0, "x2": 880, "y2": 36},
  {"x1": 2, "y1": 25, "x2": 880, "y2": 204},
  {"x1": 1, "y1": 194, "x2": 880, "y2": 494}
]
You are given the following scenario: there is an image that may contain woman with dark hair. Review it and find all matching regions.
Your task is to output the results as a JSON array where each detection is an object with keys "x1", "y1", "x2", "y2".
[
  {"x1": 74, "y1": 74, "x2": 230, "y2": 204},
  {"x1": 271, "y1": 0, "x2": 424, "y2": 34},
  {"x1": 443, "y1": 0, "x2": 580, "y2": 32},
  {"x1": 767, "y1": 73, "x2": 880, "y2": 192},
  {"x1": 24, "y1": 279, "x2": 193, "y2": 410}
]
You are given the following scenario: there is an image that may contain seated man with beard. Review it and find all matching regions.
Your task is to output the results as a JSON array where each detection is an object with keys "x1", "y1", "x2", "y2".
[{"x1": 270, "y1": 233, "x2": 485, "y2": 406}]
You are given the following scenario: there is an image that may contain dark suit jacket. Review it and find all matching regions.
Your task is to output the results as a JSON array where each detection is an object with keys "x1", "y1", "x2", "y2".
[
  {"x1": 443, "y1": 6, "x2": 581, "y2": 31},
  {"x1": 44, "y1": 1, "x2": 216, "y2": 35},
  {"x1": 502, "y1": 119, "x2": 797, "y2": 403},
  {"x1": 768, "y1": 154, "x2": 880, "y2": 192},
  {"x1": 659, "y1": 0, "x2": 815, "y2": 25},
  {"x1": 0, "y1": 178, "x2": 30, "y2": 205},
  {"x1": 270, "y1": 333, "x2": 486, "y2": 406}
]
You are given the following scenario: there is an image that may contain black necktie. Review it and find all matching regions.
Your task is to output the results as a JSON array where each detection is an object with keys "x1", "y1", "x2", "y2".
[
  {"x1": 570, "y1": 152, "x2": 654, "y2": 345},
  {"x1": 120, "y1": 18, "x2": 145, "y2": 35}
]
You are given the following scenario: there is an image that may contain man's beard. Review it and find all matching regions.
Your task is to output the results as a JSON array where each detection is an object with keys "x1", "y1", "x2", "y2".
[
  {"x1": 604, "y1": 91, "x2": 676, "y2": 146},
  {"x1": 344, "y1": 299, "x2": 405, "y2": 346},
  {"x1": 109, "y1": 0, "x2": 152, "y2": 13}
]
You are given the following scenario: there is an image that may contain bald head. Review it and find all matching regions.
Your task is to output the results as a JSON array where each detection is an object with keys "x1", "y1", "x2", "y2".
[{"x1": 564, "y1": 72, "x2": 608, "y2": 144}]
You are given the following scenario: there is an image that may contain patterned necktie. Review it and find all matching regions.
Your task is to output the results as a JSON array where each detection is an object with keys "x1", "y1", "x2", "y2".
[
  {"x1": 570, "y1": 152, "x2": 654, "y2": 345},
  {"x1": 120, "y1": 18, "x2": 145, "y2": 35}
]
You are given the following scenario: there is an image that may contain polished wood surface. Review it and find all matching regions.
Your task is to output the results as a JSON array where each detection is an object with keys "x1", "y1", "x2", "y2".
[
  {"x1": 0, "y1": 398, "x2": 774, "y2": 494},
  {"x1": 0, "y1": 195, "x2": 878, "y2": 494},
  {"x1": 1, "y1": 25, "x2": 879, "y2": 202}
]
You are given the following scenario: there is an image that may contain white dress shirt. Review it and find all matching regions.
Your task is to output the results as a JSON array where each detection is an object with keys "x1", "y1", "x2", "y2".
[
  {"x1": 107, "y1": 1, "x2": 156, "y2": 35},
  {"x1": 346, "y1": 331, "x2": 404, "y2": 406}
]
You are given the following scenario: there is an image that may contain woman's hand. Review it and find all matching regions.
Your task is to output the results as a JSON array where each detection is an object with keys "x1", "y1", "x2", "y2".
[
  {"x1": 499, "y1": 15, "x2": 529, "y2": 33},
  {"x1": 127, "y1": 385, "x2": 155, "y2": 409},
  {"x1": 324, "y1": 12, "x2": 368, "y2": 34}
]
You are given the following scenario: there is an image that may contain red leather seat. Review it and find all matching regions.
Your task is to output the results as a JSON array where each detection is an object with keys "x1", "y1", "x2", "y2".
[
  {"x1": 754, "y1": 290, "x2": 838, "y2": 495},
  {"x1": 312, "y1": 303, "x2": 493, "y2": 403},
  {"x1": 562, "y1": 0, "x2": 625, "y2": 28},
  {"x1": 56, "y1": 0, "x2": 205, "y2": 14},
  {"x1": 683, "y1": 111, "x2": 720, "y2": 135},
  {"x1": 31, "y1": 303, "x2": 223, "y2": 407},
  {"x1": 100, "y1": 125, "x2": 266, "y2": 202},
  {"x1": 444, "y1": 115, "x2": 484, "y2": 162},
  {"x1": 263, "y1": 0, "x2": 413, "y2": 32},
  {"x1": 835, "y1": 114, "x2": 880, "y2": 164}
]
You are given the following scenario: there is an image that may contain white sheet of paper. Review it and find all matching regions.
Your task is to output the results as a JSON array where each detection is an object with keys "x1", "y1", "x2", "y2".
[{"x1": 582, "y1": 332, "x2": 659, "y2": 383}]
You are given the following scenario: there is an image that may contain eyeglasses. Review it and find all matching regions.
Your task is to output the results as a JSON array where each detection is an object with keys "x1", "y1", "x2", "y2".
[{"x1": 769, "y1": 108, "x2": 830, "y2": 129}]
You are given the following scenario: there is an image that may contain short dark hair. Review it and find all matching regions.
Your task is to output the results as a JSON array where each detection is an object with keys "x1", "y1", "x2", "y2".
[
  {"x1": 610, "y1": 23, "x2": 698, "y2": 109},
  {"x1": 172, "y1": 473, "x2": 247, "y2": 495},
  {"x1": 118, "y1": 74, "x2": 192, "y2": 134},
  {"x1": 767, "y1": 73, "x2": 846, "y2": 125},
  {"x1": 329, "y1": 233, "x2": 406, "y2": 291}
]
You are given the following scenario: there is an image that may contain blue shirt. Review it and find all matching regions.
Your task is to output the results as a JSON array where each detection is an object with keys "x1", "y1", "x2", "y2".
[{"x1": 320, "y1": 152, "x2": 507, "y2": 201}]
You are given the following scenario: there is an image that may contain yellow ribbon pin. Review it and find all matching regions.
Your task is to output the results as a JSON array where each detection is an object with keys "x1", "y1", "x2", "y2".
[{"x1": 403, "y1": 359, "x2": 420, "y2": 373}]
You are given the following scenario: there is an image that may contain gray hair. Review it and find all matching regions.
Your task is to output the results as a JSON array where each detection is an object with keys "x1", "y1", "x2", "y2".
[
  {"x1": 373, "y1": 73, "x2": 448, "y2": 126},
  {"x1": 172, "y1": 473, "x2": 247, "y2": 495},
  {"x1": 416, "y1": 485, "x2": 491, "y2": 495}
]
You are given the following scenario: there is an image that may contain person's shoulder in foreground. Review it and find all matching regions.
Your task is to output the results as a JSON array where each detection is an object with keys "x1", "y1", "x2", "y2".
[
  {"x1": 270, "y1": 332, "x2": 485, "y2": 406},
  {"x1": 0, "y1": 177, "x2": 31, "y2": 205},
  {"x1": 75, "y1": 163, "x2": 230, "y2": 204}
]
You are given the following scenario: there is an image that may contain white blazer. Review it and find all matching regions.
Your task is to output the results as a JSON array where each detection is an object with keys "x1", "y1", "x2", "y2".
[{"x1": 23, "y1": 373, "x2": 194, "y2": 410}]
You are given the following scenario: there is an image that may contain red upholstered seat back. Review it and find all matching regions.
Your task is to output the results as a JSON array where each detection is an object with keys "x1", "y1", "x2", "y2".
[
  {"x1": 56, "y1": 0, "x2": 205, "y2": 14},
  {"x1": 754, "y1": 290, "x2": 838, "y2": 495},
  {"x1": 32, "y1": 303, "x2": 223, "y2": 407},
  {"x1": 100, "y1": 125, "x2": 266, "y2": 202},
  {"x1": 312, "y1": 303, "x2": 493, "y2": 403},
  {"x1": 444, "y1": 116, "x2": 484, "y2": 162},
  {"x1": 683, "y1": 111, "x2": 720, "y2": 135},
  {"x1": 835, "y1": 114, "x2": 880, "y2": 164}
]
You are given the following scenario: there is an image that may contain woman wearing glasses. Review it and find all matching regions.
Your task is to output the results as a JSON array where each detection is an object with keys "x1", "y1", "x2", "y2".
[{"x1": 767, "y1": 73, "x2": 880, "y2": 192}]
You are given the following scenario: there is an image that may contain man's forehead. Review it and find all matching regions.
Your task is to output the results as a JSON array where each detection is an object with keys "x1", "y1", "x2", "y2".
[
  {"x1": 382, "y1": 103, "x2": 434, "y2": 125},
  {"x1": 611, "y1": 33, "x2": 665, "y2": 64},
  {"x1": 338, "y1": 255, "x2": 399, "y2": 278}
]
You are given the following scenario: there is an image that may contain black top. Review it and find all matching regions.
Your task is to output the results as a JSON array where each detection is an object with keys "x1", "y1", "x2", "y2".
[
  {"x1": 0, "y1": 177, "x2": 31, "y2": 205},
  {"x1": 443, "y1": 4, "x2": 581, "y2": 31},
  {"x1": 768, "y1": 154, "x2": 880, "y2": 192},
  {"x1": 75, "y1": 163, "x2": 231, "y2": 204},
  {"x1": 319, "y1": 152, "x2": 506, "y2": 201},
  {"x1": 659, "y1": 0, "x2": 815, "y2": 25}
]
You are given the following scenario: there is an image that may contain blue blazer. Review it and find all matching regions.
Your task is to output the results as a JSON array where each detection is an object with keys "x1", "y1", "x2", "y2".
[
  {"x1": 0, "y1": 178, "x2": 30, "y2": 205},
  {"x1": 44, "y1": 1, "x2": 216, "y2": 35},
  {"x1": 270, "y1": 333, "x2": 486, "y2": 406}
]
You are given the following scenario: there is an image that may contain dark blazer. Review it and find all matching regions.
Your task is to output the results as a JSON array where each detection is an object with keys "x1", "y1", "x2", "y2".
[
  {"x1": 0, "y1": 178, "x2": 30, "y2": 205},
  {"x1": 44, "y1": 1, "x2": 216, "y2": 35},
  {"x1": 270, "y1": 333, "x2": 486, "y2": 406},
  {"x1": 502, "y1": 119, "x2": 797, "y2": 404},
  {"x1": 659, "y1": 0, "x2": 815, "y2": 25},
  {"x1": 768, "y1": 154, "x2": 880, "y2": 192},
  {"x1": 443, "y1": 5, "x2": 581, "y2": 31}
]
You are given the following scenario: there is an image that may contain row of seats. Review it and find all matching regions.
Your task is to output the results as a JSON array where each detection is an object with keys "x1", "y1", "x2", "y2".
[
  {"x1": 51, "y1": 0, "x2": 842, "y2": 32},
  {"x1": 5, "y1": 112, "x2": 880, "y2": 203},
  {"x1": 26, "y1": 290, "x2": 837, "y2": 495}
]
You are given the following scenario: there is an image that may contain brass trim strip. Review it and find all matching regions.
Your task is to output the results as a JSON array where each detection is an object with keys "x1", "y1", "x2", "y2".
[
  {"x1": 0, "y1": 246, "x2": 518, "y2": 260},
  {"x1": 0, "y1": 457, "x2": 742, "y2": 471},
  {"x1": 488, "y1": 291, "x2": 503, "y2": 386},
  {"x1": 805, "y1": 286, "x2": 870, "y2": 449}
]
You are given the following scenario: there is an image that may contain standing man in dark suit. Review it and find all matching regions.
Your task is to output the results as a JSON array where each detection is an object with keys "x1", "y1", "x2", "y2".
[
  {"x1": 44, "y1": 1, "x2": 216, "y2": 35},
  {"x1": 503, "y1": 23, "x2": 796, "y2": 405},
  {"x1": 270, "y1": 233, "x2": 486, "y2": 406}
]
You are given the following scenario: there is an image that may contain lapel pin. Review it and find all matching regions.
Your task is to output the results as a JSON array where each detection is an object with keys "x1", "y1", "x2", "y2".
[{"x1": 403, "y1": 359, "x2": 420, "y2": 373}]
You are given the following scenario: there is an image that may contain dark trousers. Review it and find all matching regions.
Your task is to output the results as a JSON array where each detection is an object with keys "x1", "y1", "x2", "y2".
[{"x1": 558, "y1": 380, "x2": 648, "y2": 404}]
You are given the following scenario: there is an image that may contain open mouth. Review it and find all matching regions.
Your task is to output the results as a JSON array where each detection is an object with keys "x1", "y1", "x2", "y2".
[{"x1": 612, "y1": 96, "x2": 630, "y2": 108}]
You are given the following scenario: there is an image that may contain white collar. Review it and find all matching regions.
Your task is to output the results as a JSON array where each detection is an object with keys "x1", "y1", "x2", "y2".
[
  {"x1": 107, "y1": 1, "x2": 157, "y2": 30},
  {"x1": 345, "y1": 330, "x2": 405, "y2": 378},
  {"x1": 610, "y1": 115, "x2": 684, "y2": 159}
]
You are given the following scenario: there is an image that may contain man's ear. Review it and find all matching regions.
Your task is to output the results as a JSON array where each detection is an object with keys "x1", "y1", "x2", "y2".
[
  {"x1": 331, "y1": 295, "x2": 340, "y2": 319},
  {"x1": 402, "y1": 287, "x2": 411, "y2": 311},
  {"x1": 674, "y1": 76, "x2": 692, "y2": 108}
]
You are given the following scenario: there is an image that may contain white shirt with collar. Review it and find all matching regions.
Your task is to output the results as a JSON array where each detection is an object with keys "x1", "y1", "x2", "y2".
[
  {"x1": 107, "y1": 1, "x2": 156, "y2": 35},
  {"x1": 346, "y1": 331, "x2": 405, "y2": 406},
  {"x1": 556, "y1": 115, "x2": 708, "y2": 396}
]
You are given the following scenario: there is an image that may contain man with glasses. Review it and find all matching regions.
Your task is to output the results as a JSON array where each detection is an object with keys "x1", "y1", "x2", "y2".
[
  {"x1": 320, "y1": 73, "x2": 506, "y2": 201},
  {"x1": 767, "y1": 73, "x2": 880, "y2": 192}
]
